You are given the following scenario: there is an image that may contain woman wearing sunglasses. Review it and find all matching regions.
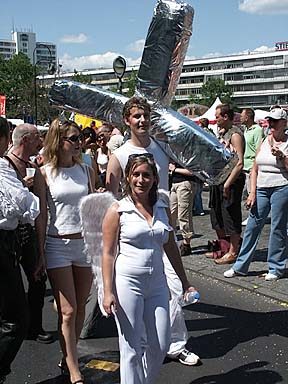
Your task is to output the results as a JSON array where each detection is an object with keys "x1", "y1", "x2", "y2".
[
  {"x1": 102, "y1": 154, "x2": 196, "y2": 384},
  {"x1": 40, "y1": 120, "x2": 95, "y2": 384}
]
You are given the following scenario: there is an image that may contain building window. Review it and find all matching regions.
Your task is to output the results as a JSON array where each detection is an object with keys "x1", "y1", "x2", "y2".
[{"x1": 20, "y1": 34, "x2": 28, "y2": 42}]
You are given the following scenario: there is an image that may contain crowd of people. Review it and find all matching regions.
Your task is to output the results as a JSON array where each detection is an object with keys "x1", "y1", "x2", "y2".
[{"x1": 0, "y1": 97, "x2": 287, "y2": 384}]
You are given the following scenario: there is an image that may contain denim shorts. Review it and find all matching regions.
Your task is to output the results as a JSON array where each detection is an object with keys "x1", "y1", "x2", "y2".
[{"x1": 45, "y1": 236, "x2": 91, "y2": 269}]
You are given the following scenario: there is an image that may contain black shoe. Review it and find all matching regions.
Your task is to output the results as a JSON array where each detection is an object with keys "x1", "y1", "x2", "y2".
[
  {"x1": 180, "y1": 243, "x2": 191, "y2": 256},
  {"x1": 28, "y1": 328, "x2": 53, "y2": 344}
]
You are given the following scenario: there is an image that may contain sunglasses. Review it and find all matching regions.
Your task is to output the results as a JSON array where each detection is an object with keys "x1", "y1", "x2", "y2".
[
  {"x1": 128, "y1": 153, "x2": 154, "y2": 161},
  {"x1": 63, "y1": 134, "x2": 83, "y2": 143}
]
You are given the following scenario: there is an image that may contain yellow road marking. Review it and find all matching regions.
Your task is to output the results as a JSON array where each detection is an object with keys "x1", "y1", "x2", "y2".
[{"x1": 85, "y1": 359, "x2": 120, "y2": 372}]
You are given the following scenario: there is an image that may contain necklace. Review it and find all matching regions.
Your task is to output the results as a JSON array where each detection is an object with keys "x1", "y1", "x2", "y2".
[{"x1": 11, "y1": 152, "x2": 30, "y2": 167}]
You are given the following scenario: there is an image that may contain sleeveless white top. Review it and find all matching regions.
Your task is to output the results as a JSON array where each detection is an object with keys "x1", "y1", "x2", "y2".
[
  {"x1": 256, "y1": 137, "x2": 288, "y2": 188},
  {"x1": 97, "y1": 148, "x2": 108, "y2": 173},
  {"x1": 44, "y1": 163, "x2": 88, "y2": 235},
  {"x1": 114, "y1": 138, "x2": 169, "y2": 191},
  {"x1": 115, "y1": 196, "x2": 172, "y2": 275}
]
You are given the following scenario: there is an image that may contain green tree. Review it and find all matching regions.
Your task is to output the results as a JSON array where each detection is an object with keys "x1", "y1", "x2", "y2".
[
  {"x1": 200, "y1": 78, "x2": 232, "y2": 106},
  {"x1": 0, "y1": 53, "x2": 34, "y2": 118},
  {"x1": 124, "y1": 69, "x2": 138, "y2": 97},
  {"x1": 72, "y1": 71, "x2": 92, "y2": 84},
  {"x1": 0, "y1": 53, "x2": 58, "y2": 123}
]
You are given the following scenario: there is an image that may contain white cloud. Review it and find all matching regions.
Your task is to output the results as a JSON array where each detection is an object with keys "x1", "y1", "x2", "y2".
[
  {"x1": 201, "y1": 45, "x2": 274, "y2": 59},
  {"x1": 239, "y1": 0, "x2": 288, "y2": 15},
  {"x1": 59, "y1": 45, "x2": 275, "y2": 72},
  {"x1": 127, "y1": 39, "x2": 145, "y2": 53},
  {"x1": 202, "y1": 52, "x2": 223, "y2": 59},
  {"x1": 60, "y1": 33, "x2": 88, "y2": 44},
  {"x1": 60, "y1": 52, "x2": 141, "y2": 71}
]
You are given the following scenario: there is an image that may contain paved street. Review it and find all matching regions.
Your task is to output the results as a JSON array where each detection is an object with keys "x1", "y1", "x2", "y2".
[{"x1": 6, "y1": 189, "x2": 288, "y2": 384}]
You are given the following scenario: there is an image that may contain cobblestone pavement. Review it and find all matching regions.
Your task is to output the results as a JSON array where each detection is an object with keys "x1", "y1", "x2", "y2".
[{"x1": 181, "y1": 189, "x2": 288, "y2": 305}]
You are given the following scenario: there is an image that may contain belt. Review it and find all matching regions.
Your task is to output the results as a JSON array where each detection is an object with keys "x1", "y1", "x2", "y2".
[{"x1": 48, "y1": 233, "x2": 83, "y2": 239}]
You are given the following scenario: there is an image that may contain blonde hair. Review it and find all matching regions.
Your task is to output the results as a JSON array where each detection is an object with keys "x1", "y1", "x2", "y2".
[{"x1": 43, "y1": 119, "x2": 81, "y2": 172}]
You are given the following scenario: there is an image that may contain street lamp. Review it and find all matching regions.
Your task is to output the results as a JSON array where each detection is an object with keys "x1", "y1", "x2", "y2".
[
  {"x1": 113, "y1": 56, "x2": 126, "y2": 94},
  {"x1": 33, "y1": 44, "x2": 56, "y2": 125}
]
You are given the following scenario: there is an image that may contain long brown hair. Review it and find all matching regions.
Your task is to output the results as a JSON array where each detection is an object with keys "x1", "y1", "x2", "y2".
[
  {"x1": 43, "y1": 119, "x2": 81, "y2": 172},
  {"x1": 122, "y1": 154, "x2": 159, "y2": 206}
]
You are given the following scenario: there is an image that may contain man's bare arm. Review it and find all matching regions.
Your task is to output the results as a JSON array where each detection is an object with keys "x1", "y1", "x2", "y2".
[{"x1": 105, "y1": 154, "x2": 122, "y2": 196}]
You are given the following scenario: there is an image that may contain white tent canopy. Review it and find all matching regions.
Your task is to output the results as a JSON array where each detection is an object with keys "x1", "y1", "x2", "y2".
[
  {"x1": 254, "y1": 109, "x2": 268, "y2": 121},
  {"x1": 7, "y1": 119, "x2": 49, "y2": 132},
  {"x1": 192, "y1": 97, "x2": 222, "y2": 123}
]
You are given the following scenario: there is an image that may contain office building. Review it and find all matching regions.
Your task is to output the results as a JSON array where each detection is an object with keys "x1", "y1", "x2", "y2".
[
  {"x1": 43, "y1": 42, "x2": 288, "y2": 110},
  {"x1": 0, "y1": 29, "x2": 57, "y2": 70}
]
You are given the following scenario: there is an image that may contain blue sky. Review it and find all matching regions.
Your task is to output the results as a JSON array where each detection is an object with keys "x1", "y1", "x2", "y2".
[{"x1": 1, "y1": 0, "x2": 288, "y2": 71}]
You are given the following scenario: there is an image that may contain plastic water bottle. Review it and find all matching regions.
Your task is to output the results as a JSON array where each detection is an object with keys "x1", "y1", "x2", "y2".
[{"x1": 178, "y1": 291, "x2": 200, "y2": 307}]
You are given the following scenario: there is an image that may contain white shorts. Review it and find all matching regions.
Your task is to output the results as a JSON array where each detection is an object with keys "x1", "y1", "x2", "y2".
[{"x1": 45, "y1": 236, "x2": 91, "y2": 270}]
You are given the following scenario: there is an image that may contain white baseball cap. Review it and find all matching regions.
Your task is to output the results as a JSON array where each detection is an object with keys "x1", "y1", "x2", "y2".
[{"x1": 266, "y1": 108, "x2": 287, "y2": 120}]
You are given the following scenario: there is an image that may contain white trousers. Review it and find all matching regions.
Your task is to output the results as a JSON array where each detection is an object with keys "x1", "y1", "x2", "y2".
[
  {"x1": 163, "y1": 253, "x2": 188, "y2": 357},
  {"x1": 114, "y1": 264, "x2": 170, "y2": 384}
]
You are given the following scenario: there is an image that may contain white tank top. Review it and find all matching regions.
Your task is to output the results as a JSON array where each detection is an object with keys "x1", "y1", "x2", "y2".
[
  {"x1": 256, "y1": 137, "x2": 288, "y2": 188},
  {"x1": 114, "y1": 138, "x2": 169, "y2": 191},
  {"x1": 97, "y1": 149, "x2": 108, "y2": 173},
  {"x1": 44, "y1": 163, "x2": 88, "y2": 235}
]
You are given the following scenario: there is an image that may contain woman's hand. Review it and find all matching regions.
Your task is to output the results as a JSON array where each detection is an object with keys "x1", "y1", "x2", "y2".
[
  {"x1": 245, "y1": 192, "x2": 256, "y2": 210},
  {"x1": 103, "y1": 292, "x2": 117, "y2": 316},
  {"x1": 33, "y1": 254, "x2": 46, "y2": 281},
  {"x1": 271, "y1": 146, "x2": 286, "y2": 159},
  {"x1": 183, "y1": 285, "x2": 199, "y2": 300}
]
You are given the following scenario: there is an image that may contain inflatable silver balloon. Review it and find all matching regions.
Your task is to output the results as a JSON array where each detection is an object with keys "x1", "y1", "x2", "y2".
[
  {"x1": 48, "y1": 0, "x2": 237, "y2": 184},
  {"x1": 136, "y1": 0, "x2": 194, "y2": 106},
  {"x1": 48, "y1": 79, "x2": 127, "y2": 128}
]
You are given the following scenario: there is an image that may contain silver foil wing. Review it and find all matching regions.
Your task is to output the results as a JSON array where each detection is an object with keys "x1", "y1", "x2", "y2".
[
  {"x1": 48, "y1": 80, "x2": 236, "y2": 184},
  {"x1": 136, "y1": 0, "x2": 194, "y2": 106},
  {"x1": 48, "y1": 79, "x2": 128, "y2": 128},
  {"x1": 150, "y1": 104, "x2": 238, "y2": 184}
]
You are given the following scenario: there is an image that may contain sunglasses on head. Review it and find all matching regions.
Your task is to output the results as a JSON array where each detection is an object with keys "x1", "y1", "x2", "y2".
[
  {"x1": 63, "y1": 134, "x2": 83, "y2": 143},
  {"x1": 128, "y1": 153, "x2": 154, "y2": 161}
]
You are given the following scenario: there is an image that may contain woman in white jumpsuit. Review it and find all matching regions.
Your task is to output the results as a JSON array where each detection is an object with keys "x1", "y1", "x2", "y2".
[{"x1": 102, "y1": 154, "x2": 197, "y2": 384}]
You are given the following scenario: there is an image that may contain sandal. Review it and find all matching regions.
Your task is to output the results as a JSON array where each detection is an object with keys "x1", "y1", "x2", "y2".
[
  {"x1": 71, "y1": 377, "x2": 84, "y2": 384},
  {"x1": 58, "y1": 358, "x2": 69, "y2": 376}
]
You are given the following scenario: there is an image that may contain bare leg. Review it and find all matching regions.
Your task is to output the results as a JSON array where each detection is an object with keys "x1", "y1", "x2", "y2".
[
  {"x1": 216, "y1": 228, "x2": 226, "y2": 239},
  {"x1": 229, "y1": 233, "x2": 241, "y2": 255},
  {"x1": 72, "y1": 266, "x2": 93, "y2": 342},
  {"x1": 48, "y1": 266, "x2": 92, "y2": 383}
]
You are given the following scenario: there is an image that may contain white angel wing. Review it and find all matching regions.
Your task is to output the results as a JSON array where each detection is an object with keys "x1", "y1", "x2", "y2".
[{"x1": 80, "y1": 191, "x2": 115, "y2": 317}]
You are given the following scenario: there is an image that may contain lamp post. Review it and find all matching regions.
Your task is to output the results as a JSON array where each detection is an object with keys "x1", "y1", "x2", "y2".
[
  {"x1": 33, "y1": 44, "x2": 56, "y2": 125},
  {"x1": 113, "y1": 56, "x2": 126, "y2": 94}
]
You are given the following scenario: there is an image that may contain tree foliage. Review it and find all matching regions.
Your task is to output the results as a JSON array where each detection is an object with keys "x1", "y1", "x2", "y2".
[
  {"x1": 200, "y1": 78, "x2": 232, "y2": 106},
  {"x1": 0, "y1": 53, "x2": 58, "y2": 123},
  {"x1": 72, "y1": 71, "x2": 92, "y2": 84},
  {"x1": 124, "y1": 69, "x2": 138, "y2": 97}
]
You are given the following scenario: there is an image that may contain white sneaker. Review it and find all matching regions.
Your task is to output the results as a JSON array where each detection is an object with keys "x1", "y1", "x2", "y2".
[
  {"x1": 224, "y1": 268, "x2": 237, "y2": 278},
  {"x1": 177, "y1": 349, "x2": 200, "y2": 366},
  {"x1": 242, "y1": 218, "x2": 248, "y2": 226},
  {"x1": 265, "y1": 273, "x2": 279, "y2": 281}
]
